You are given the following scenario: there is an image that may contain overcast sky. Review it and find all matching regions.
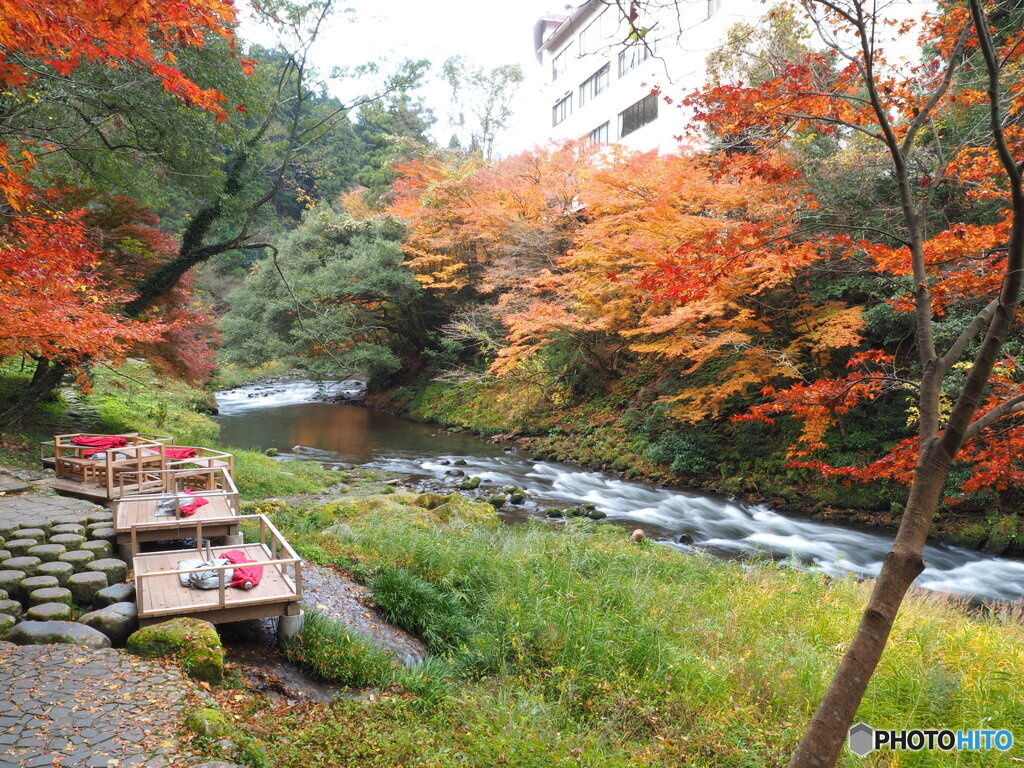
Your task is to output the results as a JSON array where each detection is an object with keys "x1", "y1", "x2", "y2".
[{"x1": 241, "y1": 0, "x2": 568, "y2": 154}]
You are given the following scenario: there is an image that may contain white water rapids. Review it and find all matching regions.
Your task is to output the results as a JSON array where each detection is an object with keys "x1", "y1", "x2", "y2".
[{"x1": 216, "y1": 380, "x2": 1024, "y2": 604}]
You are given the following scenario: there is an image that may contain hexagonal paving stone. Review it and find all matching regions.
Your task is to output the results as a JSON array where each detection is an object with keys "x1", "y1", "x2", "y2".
[
  {"x1": 5, "y1": 538, "x2": 38, "y2": 556},
  {"x1": 10, "y1": 528, "x2": 46, "y2": 543},
  {"x1": 0, "y1": 598, "x2": 22, "y2": 616},
  {"x1": 80, "y1": 540, "x2": 113, "y2": 558},
  {"x1": 68, "y1": 571, "x2": 108, "y2": 604},
  {"x1": 87, "y1": 520, "x2": 115, "y2": 531},
  {"x1": 86, "y1": 511, "x2": 113, "y2": 523},
  {"x1": 18, "y1": 518, "x2": 53, "y2": 533},
  {"x1": 28, "y1": 587, "x2": 72, "y2": 606},
  {"x1": 86, "y1": 558, "x2": 128, "y2": 584},
  {"x1": 58, "y1": 549, "x2": 96, "y2": 572},
  {"x1": 26, "y1": 602, "x2": 72, "y2": 621},
  {"x1": 26, "y1": 543, "x2": 66, "y2": 563},
  {"x1": 51, "y1": 523, "x2": 87, "y2": 536},
  {"x1": 2, "y1": 556, "x2": 41, "y2": 574},
  {"x1": 20, "y1": 575, "x2": 59, "y2": 594},
  {"x1": 35, "y1": 561, "x2": 74, "y2": 586}
]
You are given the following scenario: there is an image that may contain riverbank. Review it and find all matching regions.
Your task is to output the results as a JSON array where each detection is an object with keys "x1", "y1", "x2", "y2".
[
  {"x1": 371, "y1": 377, "x2": 1024, "y2": 556},
  {"x1": 206, "y1": 488, "x2": 1024, "y2": 768}
]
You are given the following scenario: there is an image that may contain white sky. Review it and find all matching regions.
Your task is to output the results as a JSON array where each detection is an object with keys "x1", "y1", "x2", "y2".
[{"x1": 240, "y1": 0, "x2": 568, "y2": 155}]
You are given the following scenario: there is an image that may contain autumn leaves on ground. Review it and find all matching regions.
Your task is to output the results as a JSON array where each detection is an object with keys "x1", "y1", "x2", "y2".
[{"x1": 3, "y1": 0, "x2": 1024, "y2": 766}]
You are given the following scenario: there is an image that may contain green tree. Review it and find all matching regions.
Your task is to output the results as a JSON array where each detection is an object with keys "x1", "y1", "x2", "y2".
[{"x1": 221, "y1": 205, "x2": 426, "y2": 388}]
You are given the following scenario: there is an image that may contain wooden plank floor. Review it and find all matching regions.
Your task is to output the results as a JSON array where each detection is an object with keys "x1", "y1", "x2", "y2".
[
  {"x1": 134, "y1": 543, "x2": 299, "y2": 624},
  {"x1": 37, "y1": 477, "x2": 160, "y2": 502},
  {"x1": 115, "y1": 495, "x2": 237, "y2": 532}
]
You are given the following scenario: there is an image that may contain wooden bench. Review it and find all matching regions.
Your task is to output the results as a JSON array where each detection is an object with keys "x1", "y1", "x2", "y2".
[{"x1": 133, "y1": 515, "x2": 302, "y2": 627}]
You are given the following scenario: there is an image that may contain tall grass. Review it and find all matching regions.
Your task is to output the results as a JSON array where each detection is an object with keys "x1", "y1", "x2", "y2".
[{"x1": 263, "y1": 497, "x2": 1024, "y2": 767}]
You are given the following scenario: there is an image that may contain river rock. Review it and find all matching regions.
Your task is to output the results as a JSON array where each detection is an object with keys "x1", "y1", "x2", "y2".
[
  {"x1": 10, "y1": 528, "x2": 46, "y2": 543},
  {"x1": 127, "y1": 617, "x2": 224, "y2": 682},
  {"x1": 2, "y1": 556, "x2": 41, "y2": 574},
  {"x1": 453, "y1": 459, "x2": 468, "y2": 466},
  {"x1": 49, "y1": 533, "x2": 86, "y2": 548},
  {"x1": 79, "y1": 602, "x2": 138, "y2": 646},
  {"x1": 51, "y1": 523, "x2": 86, "y2": 536},
  {"x1": 68, "y1": 571, "x2": 108, "y2": 604},
  {"x1": 631, "y1": 529, "x2": 646, "y2": 543},
  {"x1": 26, "y1": 602, "x2": 73, "y2": 621},
  {"x1": 87, "y1": 558, "x2": 128, "y2": 583},
  {"x1": 29, "y1": 587, "x2": 72, "y2": 606},
  {"x1": 0, "y1": 613, "x2": 15, "y2": 637},
  {"x1": 0, "y1": 550, "x2": 9, "y2": 563},
  {"x1": 0, "y1": 599, "x2": 22, "y2": 616},
  {"x1": 59, "y1": 549, "x2": 96, "y2": 572},
  {"x1": 93, "y1": 582, "x2": 135, "y2": 607},
  {"x1": 6, "y1": 620, "x2": 111, "y2": 649},
  {"x1": 26, "y1": 543, "x2": 66, "y2": 562},
  {"x1": 459, "y1": 476, "x2": 481, "y2": 490},
  {"x1": 4, "y1": 539, "x2": 37, "y2": 557},
  {"x1": 80, "y1": 540, "x2": 113, "y2": 558}
]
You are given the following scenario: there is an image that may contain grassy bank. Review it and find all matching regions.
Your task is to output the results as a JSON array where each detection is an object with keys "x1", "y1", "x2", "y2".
[
  {"x1": 213, "y1": 491, "x2": 1024, "y2": 767},
  {"x1": 377, "y1": 376, "x2": 1024, "y2": 556},
  {"x1": 0, "y1": 358, "x2": 345, "y2": 500}
]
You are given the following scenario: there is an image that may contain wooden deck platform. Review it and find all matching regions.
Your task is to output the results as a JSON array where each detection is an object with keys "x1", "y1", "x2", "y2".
[
  {"x1": 115, "y1": 493, "x2": 240, "y2": 554},
  {"x1": 133, "y1": 515, "x2": 301, "y2": 627},
  {"x1": 37, "y1": 476, "x2": 161, "y2": 503}
]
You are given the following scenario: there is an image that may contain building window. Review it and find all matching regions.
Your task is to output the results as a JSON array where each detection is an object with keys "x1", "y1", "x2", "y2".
[
  {"x1": 706, "y1": 0, "x2": 722, "y2": 18},
  {"x1": 552, "y1": 94, "x2": 572, "y2": 127},
  {"x1": 617, "y1": 39, "x2": 655, "y2": 77},
  {"x1": 587, "y1": 122, "x2": 609, "y2": 144},
  {"x1": 552, "y1": 42, "x2": 573, "y2": 81},
  {"x1": 619, "y1": 93, "x2": 658, "y2": 137},
  {"x1": 579, "y1": 63, "x2": 610, "y2": 107}
]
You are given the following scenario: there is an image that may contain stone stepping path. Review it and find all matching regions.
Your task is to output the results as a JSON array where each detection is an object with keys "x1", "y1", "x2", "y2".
[
  {"x1": 0, "y1": 481, "x2": 107, "y2": 534},
  {"x1": 0, "y1": 643, "x2": 194, "y2": 767}
]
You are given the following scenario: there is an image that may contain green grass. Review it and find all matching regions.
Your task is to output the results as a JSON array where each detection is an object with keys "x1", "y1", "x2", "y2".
[{"x1": 242, "y1": 494, "x2": 1024, "y2": 768}]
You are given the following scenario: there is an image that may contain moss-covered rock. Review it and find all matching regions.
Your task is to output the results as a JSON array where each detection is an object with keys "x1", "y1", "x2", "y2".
[
  {"x1": 186, "y1": 707, "x2": 231, "y2": 738},
  {"x1": 126, "y1": 617, "x2": 224, "y2": 683},
  {"x1": 431, "y1": 494, "x2": 497, "y2": 525},
  {"x1": 459, "y1": 476, "x2": 481, "y2": 490},
  {"x1": 414, "y1": 493, "x2": 448, "y2": 510}
]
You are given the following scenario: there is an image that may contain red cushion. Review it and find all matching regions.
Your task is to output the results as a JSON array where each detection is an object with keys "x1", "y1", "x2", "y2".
[
  {"x1": 221, "y1": 549, "x2": 264, "y2": 589},
  {"x1": 71, "y1": 436, "x2": 127, "y2": 449},
  {"x1": 179, "y1": 493, "x2": 209, "y2": 517},
  {"x1": 164, "y1": 447, "x2": 198, "y2": 459}
]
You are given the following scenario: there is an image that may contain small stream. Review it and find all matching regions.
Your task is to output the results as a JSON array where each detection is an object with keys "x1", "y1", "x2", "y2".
[{"x1": 216, "y1": 380, "x2": 1024, "y2": 605}]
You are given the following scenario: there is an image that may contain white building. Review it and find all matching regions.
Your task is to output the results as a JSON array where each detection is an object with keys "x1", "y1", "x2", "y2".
[{"x1": 534, "y1": 0, "x2": 765, "y2": 154}]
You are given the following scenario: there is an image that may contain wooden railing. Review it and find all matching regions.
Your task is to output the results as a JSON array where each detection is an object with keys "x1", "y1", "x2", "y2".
[
  {"x1": 134, "y1": 514, "x2": 302, "y2": 617},
  {"x1": 162, "y1": 445, "x2": 235, "y2": 475},
  {"x1": 40, "y1": 432, "x2": 173, "y2": 464},
  {"x1": 114, "y1": 466, "x2": 238, "y2": 498}
]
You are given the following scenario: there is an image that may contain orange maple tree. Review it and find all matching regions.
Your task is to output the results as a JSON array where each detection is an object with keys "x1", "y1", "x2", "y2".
[
  {"x1": 0, "y1": 206, "x2": 165, "y2": 373},
  {"x1": 654, "y1": 0, "x2": 1024, "y2": 764}
]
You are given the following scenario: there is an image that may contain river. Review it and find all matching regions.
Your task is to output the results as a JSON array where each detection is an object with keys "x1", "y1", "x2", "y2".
[{"x1": 216, "y1": 379, "x2": 1024, "y2": 605}]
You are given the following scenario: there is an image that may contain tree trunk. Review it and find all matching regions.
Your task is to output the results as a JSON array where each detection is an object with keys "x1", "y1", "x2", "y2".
[
  {"x1": 787, "y1": 442, "x2": 951, "y2": 768},
  {"x1": 2, "y1": 359, "x2": 69, "y2": 426}
]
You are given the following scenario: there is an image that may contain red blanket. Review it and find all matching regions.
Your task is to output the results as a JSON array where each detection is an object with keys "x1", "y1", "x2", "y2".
[
  {"x1": 222, "y1": 549, "x2": 263, "y2": 589},
  {"x1": 72, "y1": 435, "x2": 127, "y2": 458},
  {"x1": 164, "y1": 447, "x2": 198, "y2": 459},
  {"x1": 179, "y1": 491, "x2": 209, "y2": 517}
]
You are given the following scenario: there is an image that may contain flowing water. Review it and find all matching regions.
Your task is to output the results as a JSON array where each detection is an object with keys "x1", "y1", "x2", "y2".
[{"x1": 216, "y1": 380, "x2": 1024, "y2": 605}]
